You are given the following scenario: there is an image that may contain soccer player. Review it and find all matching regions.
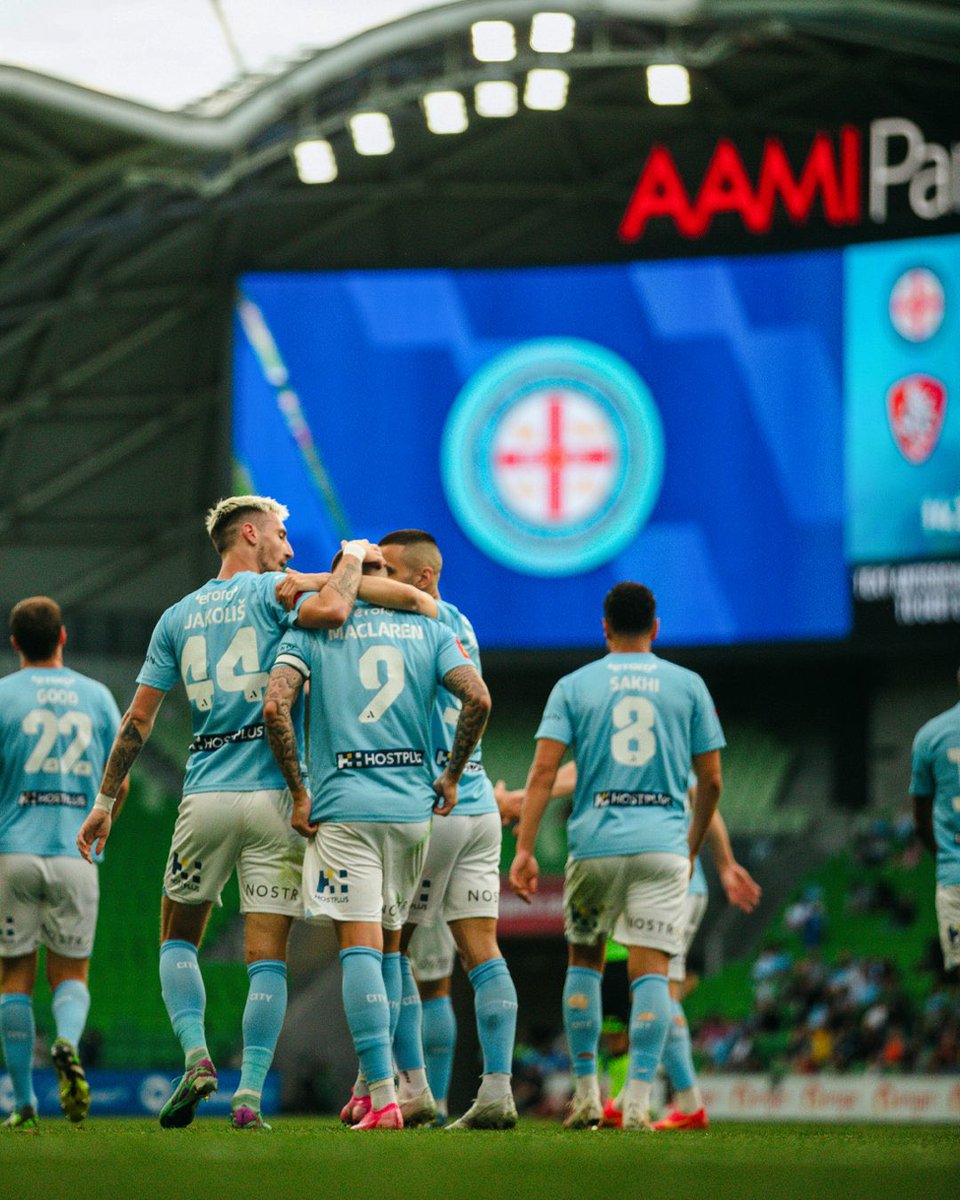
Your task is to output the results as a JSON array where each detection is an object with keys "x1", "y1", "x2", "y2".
[
  {"x1": 263, "y1": 576, "x2": 491, "y2": 1130},
  {"x1": 405, "y1": 921, "x2": 459, "y2": 1122},
  {"x1": 497, "y1": 768, "x2": 759, "y2": 1128},
  {"x1": 910, "y1": 668, "x2": 960, "y2": 976},
  {"x1": 509, "y1": 582, "x2": 724, "y2": 1131},
  {"x1": 1, "y1": 596, "x2": 128, "y2": 1130},
  {"x1": 377, "y1": 530, "x2": 519, "y2": 1131},
  {"x1": 77, "y1": 495, "x2": 381, "y2": 1131}
]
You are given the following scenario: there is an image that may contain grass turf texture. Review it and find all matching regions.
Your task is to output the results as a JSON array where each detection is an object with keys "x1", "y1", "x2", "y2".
[{"x1": 2, "y1": 1118, "x2": 958, "y2": 1200}]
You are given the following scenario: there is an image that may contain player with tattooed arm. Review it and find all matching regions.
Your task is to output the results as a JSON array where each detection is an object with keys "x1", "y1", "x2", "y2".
[{"x1": 263, "y1": 575, "x2": 491, "y2": 1130}]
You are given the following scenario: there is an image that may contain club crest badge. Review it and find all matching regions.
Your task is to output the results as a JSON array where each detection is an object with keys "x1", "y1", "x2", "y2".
[
  {"x1": 441, "y1": 339, "x2": 665, "y2": 576},
  {"x1": 886, "y1": 374, "x2": 947, "y2": 465},
  {"x1": 889, "y1": 267, "x2": 945, "y2": 343}
]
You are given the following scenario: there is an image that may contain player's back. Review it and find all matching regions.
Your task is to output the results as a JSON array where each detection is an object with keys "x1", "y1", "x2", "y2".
[
  {"x1": 277, "y1": 603, "x2": 469, "y2": 823},
  {"x1": 538, "y1": 652, "x2": 724, "y2": 860},
  {"x1": 0, "y1": 666, "x2": 121, "y2": 856},
  {"x1": 139, "y1": 571, "x2": 299, "y2": 793},
  {"x1": 912, "y1": 700, "x2": 960, "y2": 884},
  {"x1": 433, "y1": 599, "x2": 496, "y2": 817}
]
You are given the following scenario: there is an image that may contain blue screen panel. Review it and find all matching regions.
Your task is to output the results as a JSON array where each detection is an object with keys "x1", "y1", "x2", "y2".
[{"x1": 233, "y1": 253, "x2": 851, "y2": 650}]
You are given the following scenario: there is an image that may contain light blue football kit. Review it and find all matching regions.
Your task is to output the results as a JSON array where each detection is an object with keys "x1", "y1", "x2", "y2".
[
  {"x1": 275, "y1": 603, "x2": 468, "y2": 827},
  {"x1": 911, "y1": 701, "x2": 960, "y2": 887},
  {"x1": 137, "y1": 569, "x2": 309, "y2": 1111},
  {"x1": 911, "y1": 700, "x2": 960, "y2": 968},
  {"x1": 430, "y1": 600, "x2": 496, "y2": 818},
  {"x1": 537, "y1": 650, "x2": 724, "y2": 1098},
  {"x1": 138, "y1": 571, "x2": 305, "y2": 794},
  {"x1": 537, "y1": 652, "x2": 725, "y2": 863},
  {"x1": 275, "y1": 602, "x2": 470, "y2": 1098},
  {"x1": 404, "y1": 598, "x2": 517, "y2": 1110},
  {"x1": 0, "y1": 665, "x2": 121, "y2": 1112},
  {"x1": 0, "y1": 667, "x2": 121, "y2": 859}
]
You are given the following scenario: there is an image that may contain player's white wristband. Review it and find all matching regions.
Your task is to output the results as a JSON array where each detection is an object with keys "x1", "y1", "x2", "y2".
[
  {"x1": 93, "y1": 792, "x2": 117, "y2": 815},
  {"x1": 341, "y1": 540, "x2": 367, "y2": 563}
]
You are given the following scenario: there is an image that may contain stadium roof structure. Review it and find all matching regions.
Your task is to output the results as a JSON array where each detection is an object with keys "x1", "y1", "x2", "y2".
[{"x1": 1, "y1": 0, "x2": 958, "y2": 632}]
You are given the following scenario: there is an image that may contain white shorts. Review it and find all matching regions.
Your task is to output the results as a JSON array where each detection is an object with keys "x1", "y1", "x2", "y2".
[
  {"x1": 164, "y1": 790, "x2": 304, "y2": 916},
  {"x1": 407, "y1": 810, "x2": 501, "y2": 927},
  {"x1": 935, "y1": 884, "x2": 960, "y2": 970},
  {"x1": 668, "y1": 891, "x2": 709, "y2": 983},
  {"x1": 303, "y1": 820, "x2": 431, "y2": 930},
  {"x1": 407, "y1": 921, "x2": 458, "y2": 983},
  {"x1": 564, "y1": 851, "x2": 689, "y2": 956},
  {"x1": 0, "y1": 854, "x2": 99, "y2": 959}
]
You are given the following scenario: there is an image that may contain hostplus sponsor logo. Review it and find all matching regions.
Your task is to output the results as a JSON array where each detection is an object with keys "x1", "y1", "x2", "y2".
[
  {"x1": 317, "y1": 869, "x2": 349, "y2": 899},
  {"x1": 434, "y1": 749, "x2": 484, "y2": 774},
  {"x1": 336, "y1": 749, "x2": 424, "y2": 769},
  {"x1": 593, "y1": 790, "x2": 672, "y2": 809},
  {"x1": 170, "y1": 850, "x2": 202, "y2": 893}
]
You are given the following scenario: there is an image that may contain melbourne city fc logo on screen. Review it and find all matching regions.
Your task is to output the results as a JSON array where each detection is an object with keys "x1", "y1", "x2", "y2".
[{"x1": 440, "y1": 339, "x2": 665, "y2": 575}]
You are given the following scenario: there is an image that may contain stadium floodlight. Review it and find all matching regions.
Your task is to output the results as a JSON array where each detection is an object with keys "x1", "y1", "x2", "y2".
[
  {"x1": 474, "y1": 80, "x2": 519, "y2": 118},
  {"x1": 646, "y1": 63, "x2": 691, "y2": 105},
  {"x1": 349, "y1": 112, "x2": 395, "y2": 155},
  {"x1": 292, "y1": 139, "x2": 337, "y2": 183},
  {"x1": 471, "y1": 20, "x2": 516, "y2": 62},
  {"x1": 523, "y1": 68, "x2": 569, "y2": 111},
  {"x1": 423, "y1": 90, "x2": 469, "y2": 134},
  {"x1": 530, "y1": 12, "x2": 576, "y2": 53}
]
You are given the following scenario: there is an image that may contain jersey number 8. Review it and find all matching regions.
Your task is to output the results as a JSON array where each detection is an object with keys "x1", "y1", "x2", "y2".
[{"x1": 610, "y1": 696, "x2": 657, "y2": 767}]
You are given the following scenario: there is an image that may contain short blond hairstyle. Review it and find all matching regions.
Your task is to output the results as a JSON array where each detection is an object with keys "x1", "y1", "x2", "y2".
[{"x1": 205, "y1": 495, "x2": 289, "y2": 554}]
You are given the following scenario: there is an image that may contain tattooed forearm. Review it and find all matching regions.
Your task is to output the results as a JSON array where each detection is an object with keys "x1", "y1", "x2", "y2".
[
  {"x1": 442, "y1": 665, "x2": 492, "y2": 778},
  {"x1": 329, "y1": 556, "x2": 363, "y2": 608},
  {"x1": 101, "y1": 716, "x2": 145, "y2": 796},
  {"x1": 264, "y1": 664, "x2": 306, "y2": 792}
]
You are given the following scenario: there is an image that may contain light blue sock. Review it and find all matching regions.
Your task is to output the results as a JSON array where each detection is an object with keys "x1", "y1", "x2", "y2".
[
  {"x1": 468, "y1": 957, "x2": 518, "y2": 1076},
  {"x1": 628, "y1": 974, "x2": 671, "y2": 1083},
  {"x1": 0, "y1": 994, "x2": 36, "y2": 1109},
  {"x1": 159, "y1": 939, "x2": 208, "y2": 1062},
  {"x1": 382, "y1": 952, "x2": 402, "y2": 1042},
  {"x1": 421, "y1": 996, "x2": 456, "y2": 1105},
  {"x1": 563, "y1": 966, "x2": 603, "y2": 1077},
  {"x1": 52, "y1": 979, "x2": 90, "y2": 1048},
  {"x1": 661, "y1": 998, "x2": 697, "y2": 1092},
  {"x1": 393, "y1": 955, "x2": 424, "y2": 1072},
  {"x1": 340, "y1": 948, "x2": 392, "y2": 1085},
  {"x1": 236, "y1": 959, "x2": 287, "y2": 1104}
]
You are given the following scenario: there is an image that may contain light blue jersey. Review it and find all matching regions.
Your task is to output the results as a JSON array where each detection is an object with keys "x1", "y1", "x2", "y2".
[
  {"x1": 137, "y1": 572, "x2": 304, "y2": 794},
  {"x1": 0, "y1": 667, "x2": 121, "y2": 857},
  {"x1": 536, "y1": 652, "x2": 725, "y2": 861},
  {"x1": 433, "y1": 599, "x2": 496, "y2": 818},
  {"x1": 911, "y1": 701, "x2": 960, "y2": 886},
  {"x1": 276, "y1": 603, "x2": 471, "y2": 824}
]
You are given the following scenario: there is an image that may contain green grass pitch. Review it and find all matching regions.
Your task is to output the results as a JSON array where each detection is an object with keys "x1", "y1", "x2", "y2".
[{"x1": 2, "y1": 1118, "x2": 958, "y2": 1200}]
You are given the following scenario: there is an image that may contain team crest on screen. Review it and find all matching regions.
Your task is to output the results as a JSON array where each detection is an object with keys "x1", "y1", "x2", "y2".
[
  {"x1": 440, "y1": 339, "x2": 665, "y2": 575},
  {"x1": 886, "y1": 374, "x2": 947, "y2": 464},
  {"x1": 888, "y1": 267, "x2": 945, "y2": 343}
]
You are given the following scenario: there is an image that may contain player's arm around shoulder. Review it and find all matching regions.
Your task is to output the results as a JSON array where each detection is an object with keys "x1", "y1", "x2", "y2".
[
  {"x1": 358, "y1": 576, "x2": 438, "y2": 618},
  {"x1": 291, "y1": 540, "x2": 381, "y2": 629},
  {"x1": 433, "y1": 663, "x2": 491, "y2": 816},
  {"x1": 77, "y1": 683, "x2": 163, "y2": 862}
]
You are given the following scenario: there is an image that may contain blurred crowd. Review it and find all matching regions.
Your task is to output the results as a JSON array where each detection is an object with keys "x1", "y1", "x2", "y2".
[{"x1": 692, "y1": 814, "x2": 959, "y2": 1076}]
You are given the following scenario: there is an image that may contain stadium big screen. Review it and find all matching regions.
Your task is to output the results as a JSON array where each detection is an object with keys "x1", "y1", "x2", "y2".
[{"x1": 233, "y1": 233, "x2": 960, "y2": 651}]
